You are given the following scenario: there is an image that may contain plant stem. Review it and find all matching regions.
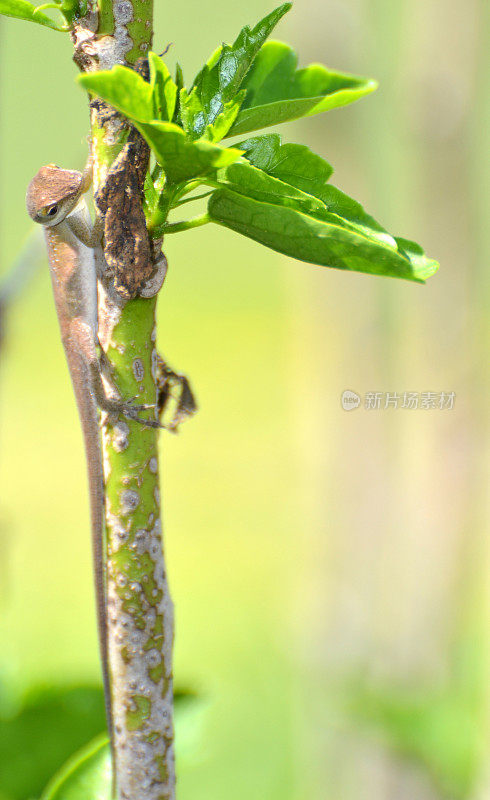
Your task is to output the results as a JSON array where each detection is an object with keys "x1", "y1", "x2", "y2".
[
  {"x1": 97, "y1": 0, "x2": 114, "y2": 36},
  {"x1": 98, "y1": 291, "x2": 175, "y2": 800},
  {"x1": 73, "y1": 1, "x2": 176, "y2": 798},
  {"x1": 161, "y1": 213, "x2": 211, "y2": 235},
  {"x1": 173, "y1": 190, "x2": 214, "y2": 208}
]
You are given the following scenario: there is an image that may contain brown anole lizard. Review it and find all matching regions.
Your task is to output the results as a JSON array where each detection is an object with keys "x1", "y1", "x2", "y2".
[{"x1": 25, "y1": 157, "x2": 159, "y2": 749}]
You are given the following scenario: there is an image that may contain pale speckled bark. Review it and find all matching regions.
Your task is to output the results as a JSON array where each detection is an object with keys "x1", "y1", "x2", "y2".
[
  {"x1": 72, "y1": 1, "x2": 175, "y2": 798},
  {"x1": 98, "y1": 287, "x2": 175, "y2": 800}
]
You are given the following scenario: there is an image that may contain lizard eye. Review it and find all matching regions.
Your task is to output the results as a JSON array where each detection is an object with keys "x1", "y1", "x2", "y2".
[{"x1": 48, "y1": 205, "x2": 58, "y2": 216}]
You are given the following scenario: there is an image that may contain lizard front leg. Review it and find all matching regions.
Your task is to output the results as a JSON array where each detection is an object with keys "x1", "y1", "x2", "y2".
[{"x1": 67, "y1": 211, "x2": 104, "y2": 250}]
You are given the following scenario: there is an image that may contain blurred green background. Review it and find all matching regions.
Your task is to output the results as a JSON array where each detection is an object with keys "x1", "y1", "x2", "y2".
[{"x1": 1, "y1": 1, "x2": 489, "y2": 798}]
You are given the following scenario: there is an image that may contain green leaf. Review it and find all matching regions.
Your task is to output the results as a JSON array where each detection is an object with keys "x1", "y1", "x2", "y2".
[
  {"x1": 41, "y1": 735, "x2": 110, "y2": 800},
  {"x1": 173, "y1": 63, "x2": 185, "y2": 120},
  {"x1": 175, "y1": 63, "x2": 184, "y2": 92},
  {"x1": 215, "y1": 160, "x2": 327, "y2": 216},
  {"x1": 201, "y1": 91, "x2": 247, "y2": 143},
  {"x1": 78, "y1": 58, "x2": 240, "y2": 145},
  {"x1": 0, "y1": 0, "x2": 67, "y2": 29},
  {"x1": 0, "y1": 684, "x2": 106, "y2": 800},
  {"x1": 208, "y1": 188, "x2": 438, "y2": 282},
  {"x1": 78, "y1": 66, "x2": 154, "y2": 122},
  {"x1": 237, "y1": 134, "x2": 396, "y2": 250},
  {"x1": 228, "y1": 41, "x2": 378, "y2": 136},
  {"x1": 313, "y1": 184, "x2": 397, "y2": 247},
  {"x1": 149, "y1": 52, "x2": 178, "y2": 122},
  {"x1": 180, "y1": 3, "x2": 291, "y2": 139},
  {"x1": 238, "y1": 134, "x2": 334, "y2": 195},
  {"x1": 179, "y1": 84, "x2": 204, "y2": 136},
  {"x1": 135, "y1": 121, "x2": 243, "y2": 184},
  {"x1": 395, "y1": 237, "x2": 440, "y2": 282}
]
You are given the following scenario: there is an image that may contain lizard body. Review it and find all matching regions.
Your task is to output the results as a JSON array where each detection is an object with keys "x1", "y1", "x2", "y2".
[
  {"x1": 25, "y1": 161, "x2": 153, "y2": 750},
  {"x1": 44, "y1": 205, "x2": 113, "y2": 733}
]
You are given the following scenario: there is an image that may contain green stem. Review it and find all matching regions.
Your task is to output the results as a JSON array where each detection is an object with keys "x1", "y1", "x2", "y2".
[
  {"x1": 97, "y1": 0, "x2": 114, "y2": 36},
  {"x1": 98, "y1": 291, "x2": 174, "y2": 800},
  {"x1": 96, "y1": 0, "x2": 153, "y2": 58},
  {"x1": 32, "y1": 3, "x2": 69, "y2": 28},
  {"x1": 172, "y1": 190, "x2": 214, "y2": 208},
  {"x1": 161, "y1": 213, "x2": 211, "y2": 234}
]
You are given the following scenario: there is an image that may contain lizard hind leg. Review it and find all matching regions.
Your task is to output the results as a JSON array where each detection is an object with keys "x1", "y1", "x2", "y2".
[
  {"x1": 97, "y1": 342, "x2": 114, "y2": 380},
  {"x1": 71, "y1": 317, "x2": 161, "y2": 429},
  {"x1": 88, "y1": 360, "x2": 162, "y2": 429}
]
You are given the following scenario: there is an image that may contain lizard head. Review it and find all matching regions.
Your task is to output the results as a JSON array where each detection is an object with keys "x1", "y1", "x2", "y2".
[{"x1": 26, "y1": 164, "x2": 85, "y2": 227}]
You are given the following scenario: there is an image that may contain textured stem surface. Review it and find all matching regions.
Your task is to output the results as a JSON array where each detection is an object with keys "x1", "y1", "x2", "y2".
[
  {"x1": 98, "y1": 293, "x2": 175, "y2": 800},
  {"x1": 73, "y1": 1, "x2": 176, "y2": 798}
]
